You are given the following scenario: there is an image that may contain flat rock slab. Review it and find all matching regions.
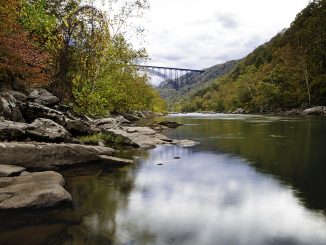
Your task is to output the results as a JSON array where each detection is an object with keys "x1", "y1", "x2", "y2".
[
  {"x1": 105, "y1": 126, "x2": 172, "y2": 148},
  {"x1": 98, "y1": 155, "x2": 134, "y2": 165},
  {"x1": 0, "y1": 171, "x2": 71, "y2": 209},
  {"x1": 0, "y1": 142, "x2": 114, "y2": 169},
  {"x1": 0, "y1": 164, "x2": 26, "y2": 177}
]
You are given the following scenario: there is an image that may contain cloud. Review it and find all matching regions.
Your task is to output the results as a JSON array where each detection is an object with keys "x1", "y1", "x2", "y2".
[
  {"x1": 215, "y1": 13, "x2": 239, "y2": 29},
  {"x1": 135, "y1": 0, "x2": 311, "y2": 83}
]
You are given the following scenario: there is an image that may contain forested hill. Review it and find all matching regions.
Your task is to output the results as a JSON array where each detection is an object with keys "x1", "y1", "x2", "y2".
[
  {"x1": 157, "y1": 60, "x2": 239, "y2": 109},
  {"x1": 178, "y1": 0, "x2": 326, "y2": 113}
]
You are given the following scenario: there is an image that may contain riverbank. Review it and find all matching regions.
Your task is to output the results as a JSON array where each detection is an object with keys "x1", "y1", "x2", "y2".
[
  {"x1": 174, "y1": 106, "x2": 326, "y2": 116},
  {"x1": 0, "y1": 89, "x2": 197, "y2": 210}
]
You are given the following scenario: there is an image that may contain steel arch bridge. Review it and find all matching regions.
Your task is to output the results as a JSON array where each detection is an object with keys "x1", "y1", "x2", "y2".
[{"x1": 135, "y1": 65, "x2": 205, "y2": 82}]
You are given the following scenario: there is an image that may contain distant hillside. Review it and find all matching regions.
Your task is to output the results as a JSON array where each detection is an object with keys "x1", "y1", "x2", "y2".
[
  {"x1": 157, "y1": 60, "x2": 239, "y2": 109},
  {"x1": 179, "y1": 0, "x2": 326, "y2": 113}
]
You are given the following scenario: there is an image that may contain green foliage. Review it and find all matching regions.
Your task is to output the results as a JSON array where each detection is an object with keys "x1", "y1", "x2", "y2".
[
  {"x1": 1, "y1": 0, "x2": 165, "y2": 115},
  {"x1": 78, "y1": 132, "x2": 125, "y2": 146},
  {"x1": 179, "y1": 0, "x2": 326, "y2": 112}
]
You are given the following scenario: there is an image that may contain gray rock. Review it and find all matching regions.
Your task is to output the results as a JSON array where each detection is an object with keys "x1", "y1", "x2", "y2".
[
  {"x1": 0, "y1": 164, "x2": 26, "y2": 177},
  {"x1": 98, "y1": 155, "x2": 134, "y2": 165},
  {"x1": 0, "y1": 93, "x2": 25, "y2": 122},
  {"x1": 0, "y1": 118, "x2": 71, "y2": 143},
  {"x1": 95, "y1": 116, "x2": 130, "y2": 129},
  {"x1": 64, "y1": 118, "x2": 100, "y2": 136},
  {"x1": 0, "y1": 119, "x2": 32, "y2": 141},
  {"x1": 28, "y1": 89, "x2": 59, "y2": 106},
  {"x1": 27, "y1": 118, "x2": 72, "y2": 142},
  {"x1": 302, "y1": 106, "x2": 326, "y2": 115},
  {"x1": 233, "y1": 108, "x2": 245, "y2": 114},
  {"x1": 104, "y1": 126, "x2": 172, "y2": 148},
  {"x1": 0, "y1": 171, "x2": 71, "y2": 209},
  {"x1": 148, "y1": 121, "x2": 182, "y2": 130},
  {"x1": 0, "y1": 142, "x2": 114, "y2": 169},
  {"x1": 172, "y1": 139, "x2": 199, "y2": 147},
  {"x1": 21, "y1": 102, "x2": 66, "y2": 124},
  {"x1": 4, "y1": 90, "x2": 27, "y2": 102}
]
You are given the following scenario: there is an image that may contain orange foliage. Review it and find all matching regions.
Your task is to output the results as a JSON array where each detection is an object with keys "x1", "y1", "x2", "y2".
[{"x1": 0, "y1": 0, "x2": 50, "y2": 88}]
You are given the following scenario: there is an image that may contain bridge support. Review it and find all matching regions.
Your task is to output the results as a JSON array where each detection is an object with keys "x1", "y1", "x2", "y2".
[{"x1": 135, "y1": 65, "x2": 205, "y2": 83}]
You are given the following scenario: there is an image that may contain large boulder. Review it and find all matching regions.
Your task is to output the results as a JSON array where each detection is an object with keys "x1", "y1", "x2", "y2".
[
  {"x1": 64, "y1": 118, "x2": 100, "y2": 136},
  {"x1": 104, "y1": 126, "x2": 172, "y2": 148},
  {"x1": 28, "y1": 89, "x2": 59, "y2": 106},
  {"x1": 0, "y1": 92, "x2": 25, "y2": 122},
  {"x1": 0, "y1": 171, "x2": 71, "y2": 209},
  {"x1": 0, "y1": 142, "x2": 114, "y2": 169},
  {"x1": 0, "y1": 164, "x2": 26, "y2": 177},
  {"x1": 0, "y1": 118, "x2": 71, "y2": 143},
  {"x1": 302, "y1": 106, "x2": 326, "y2": 115},
  {"x1": 28, "y1": 118, "x2": 72, "y2": 142},
  {"x1": 21, "y1": 102, "x2": 66, "y2": 124}
]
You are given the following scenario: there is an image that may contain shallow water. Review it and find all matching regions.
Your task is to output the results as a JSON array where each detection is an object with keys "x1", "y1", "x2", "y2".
[{"x1": 1, "y1": 113, "x2": 326, "y2": 245}]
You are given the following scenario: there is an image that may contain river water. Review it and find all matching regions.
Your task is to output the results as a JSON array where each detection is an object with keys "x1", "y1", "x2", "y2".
[{"x1": 0, "y1": 113, "x2": 326, "y2": 245}]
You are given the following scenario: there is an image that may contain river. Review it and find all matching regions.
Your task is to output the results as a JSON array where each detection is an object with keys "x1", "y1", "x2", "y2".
[{"x1": 1, "y1": 113, "x2": 326, "y2": 245}]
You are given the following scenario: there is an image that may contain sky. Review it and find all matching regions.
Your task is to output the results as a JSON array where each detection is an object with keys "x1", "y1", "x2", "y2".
[{"x1": 138, "y1": 0, "x2": 310, "y2": 84}]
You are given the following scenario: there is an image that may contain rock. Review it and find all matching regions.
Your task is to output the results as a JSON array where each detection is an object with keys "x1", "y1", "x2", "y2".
[
  {"x1": 64, "y1": 118, "x2": 100, "y2": 136},
  {"x1": 172, "y1": 139, "x2": 199, "y2": 147},
  {"x1": 302, "y1": 106, "x2": 326, "y2": 115},
  {"x1": 98, "y1": 155, "x2": 134, "y2": 165},
  {"x1": 0, "y1": 171, "x2": 71, "y2": 209},
  {"x1": 148, "y1": 121, "x2": 182, "y2": 130},
  {"x1": 0, "y1": 164, "x2": 26, "y2": 177},
  {"x1": 0, "y1": 118, "x2": 71, "y2": 143},
  {"x1": 0, "y1": 142, "x2": 114, "y2": 169},
  {"x1": 0, "y1": 92, "x2": 25, "y2": 122},
  {"x1": 28, "y1": 89, "x2": 59, "y2": 106},
  {"x1": 27, "y1": 118, "x2": 72, "y2": 143},
  {"x1": 283, "y1": 108, "x2": 303, "y2": 115},
  {"x1": 121, "y1": 113, "x2": 141, "y2": 121},
  {"x1": 21, "y1": 102, "x2": 66, "y2": 124},
  {"x1": 95, "y1": 116, "x2": 130, "y2": 129},
  {"x1": 104, "y1": 126, "x2": 172, "y2": 148},
  {"x1": 4, "y1": 90, "x2": 27, "y2": 102},
  {"x1": 233, "y1": 108, "x2": 245, "y2": 114}
]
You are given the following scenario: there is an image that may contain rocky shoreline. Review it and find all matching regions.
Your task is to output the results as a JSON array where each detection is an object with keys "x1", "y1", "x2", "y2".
[{"x1": 0, "y1": 89, "x2": 197, "y2": 210}]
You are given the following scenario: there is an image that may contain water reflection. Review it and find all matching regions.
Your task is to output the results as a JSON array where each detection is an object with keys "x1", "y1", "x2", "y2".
[
  {"x1": 113, "y1": 145, "x2": 326, "y2": 245},
  {"x1": 1, "y1": 114, "x2": 326, "y2": 245}
]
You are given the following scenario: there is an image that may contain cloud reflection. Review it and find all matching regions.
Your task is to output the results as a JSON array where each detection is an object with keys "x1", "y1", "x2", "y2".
[{"x1": 114, "y1": 146, "x2": 326, "y2": 245}]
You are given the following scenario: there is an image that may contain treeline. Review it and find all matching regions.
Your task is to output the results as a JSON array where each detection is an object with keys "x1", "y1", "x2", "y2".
[
  {"x1": 180, "y1": 0, "x2": 326, "y2": 113},
  {"x1": 0, "y1": 0, "x2": 166, "y2": 116}
]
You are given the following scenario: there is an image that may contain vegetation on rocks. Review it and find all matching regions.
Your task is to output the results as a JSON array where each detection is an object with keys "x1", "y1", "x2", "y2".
[{"x1": 0, "y1": 0, "x2": 166, "y2": 116}]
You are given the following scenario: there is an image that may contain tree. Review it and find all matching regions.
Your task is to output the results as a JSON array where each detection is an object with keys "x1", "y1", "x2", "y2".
[{"x1": 0, "y1": 0, "x2": 50, "y2": 89}]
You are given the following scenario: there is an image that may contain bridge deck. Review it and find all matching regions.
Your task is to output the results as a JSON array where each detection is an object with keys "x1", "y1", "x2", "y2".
[{"x1": 135, "y1": 65, "x2": 205, "y2": 73}]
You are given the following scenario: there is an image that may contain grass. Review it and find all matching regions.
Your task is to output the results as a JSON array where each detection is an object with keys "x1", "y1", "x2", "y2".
[{"x1": 78, "y1": 132, "x2": 125, "y2": 146}]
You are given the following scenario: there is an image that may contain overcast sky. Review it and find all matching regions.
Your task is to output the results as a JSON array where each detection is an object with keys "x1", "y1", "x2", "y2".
[{"x1": 138, "y1": 0, "x2": 310, "y2": 84}]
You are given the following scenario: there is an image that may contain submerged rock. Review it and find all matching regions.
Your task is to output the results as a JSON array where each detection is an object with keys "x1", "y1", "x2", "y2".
[
  {"x1": 0, "y1": 164, "x2": 26, "y2": 177},
  {"x1": 0, "y1": 171, "x2": 71, "y2": 209},
  {"x1": 0, "y1": 142, "x2": 114, "y2": 169},
  {"x1": 172, "y1": 139, "x2": 199, "y2": 147},
  {"x1": 98, "y1": 155, "x2": 134, "y2": 165},
  {"x1": 148, "y1": 121, "x2": 182, "y2": 131}
]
